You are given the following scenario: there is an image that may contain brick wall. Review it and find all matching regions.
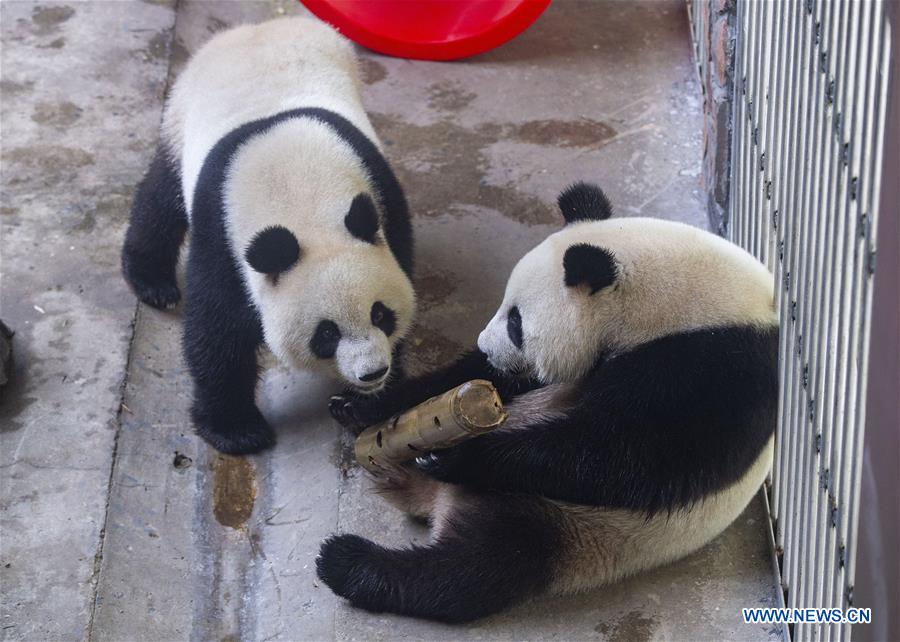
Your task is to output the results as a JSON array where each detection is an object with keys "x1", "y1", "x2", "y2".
[{"x1": 689, "y1": 0, "x2": 737, "y2": 235}]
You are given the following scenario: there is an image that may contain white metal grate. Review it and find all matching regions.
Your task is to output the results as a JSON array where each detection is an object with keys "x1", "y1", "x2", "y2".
[{"x1": 729, "y1": 1, "x2": 892, "y2": 640}]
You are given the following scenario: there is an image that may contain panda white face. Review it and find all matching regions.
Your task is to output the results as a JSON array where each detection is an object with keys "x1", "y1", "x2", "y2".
[
  {"x1": 245, "y1": 229, "x2": 415, "y2": 391},
  {"x1": 478, "y1": 233, "x2": 620, "y2": 383},
  {"x1": 224, "y1": 120, "x2": 416, "y2": 392},
  {"x1": 478, "y1": 185, "x2": 776, "y2": 384}
]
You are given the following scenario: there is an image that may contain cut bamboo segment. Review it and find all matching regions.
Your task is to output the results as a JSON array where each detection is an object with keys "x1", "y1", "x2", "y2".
[{"x1": 355, "y1": 379, "x2": 507, "y2": 474}]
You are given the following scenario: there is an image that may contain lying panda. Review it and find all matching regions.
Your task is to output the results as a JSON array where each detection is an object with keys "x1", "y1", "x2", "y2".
[
  {"x1": 121, "y1": 18, "x2": 415, "y2": 454},
  {"x1": 320, "y1": 183, "x2": 777, "y2": 622}
]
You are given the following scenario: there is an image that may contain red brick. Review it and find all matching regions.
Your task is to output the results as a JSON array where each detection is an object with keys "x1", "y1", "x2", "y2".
[{"x1": 712, "y1": 17, "x2": 732, "y2": 87}]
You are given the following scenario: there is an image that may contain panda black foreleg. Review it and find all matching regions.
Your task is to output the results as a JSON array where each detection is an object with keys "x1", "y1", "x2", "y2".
[
  {"x1": 414, "y1": 412, "x2": 611, "y2": 508},
  {"x1": 329, "y1": 348, "x2": 540, "y2": 431},
  {"x1": 182, "y1": 266, "x2": 275, "y2": 455},
  {"x1": 317, "y1": 491, "x2": 561, "y2": 622},
  {"x1": 121, "y1": 146, "x2": 188, "y2": 309}
]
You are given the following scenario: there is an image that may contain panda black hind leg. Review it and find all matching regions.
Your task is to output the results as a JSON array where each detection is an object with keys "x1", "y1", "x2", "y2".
[
  {"x1": 121, "y1": 145, "x2": 188, "y2": 309},
  {"x1": 316, "y1": 490, "x2": 562, "y2": 623}
]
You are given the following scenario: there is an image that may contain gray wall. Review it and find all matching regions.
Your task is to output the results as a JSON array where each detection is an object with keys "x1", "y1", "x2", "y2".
[{"x1": 854, "y1": 4, "x2": 900, "y2": 640}]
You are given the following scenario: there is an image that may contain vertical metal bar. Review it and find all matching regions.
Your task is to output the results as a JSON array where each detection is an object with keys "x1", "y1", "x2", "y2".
[
  {"x1": 753, "y1": 0, "x2": 772, "y2": 261},
  {"x1": 731, "y1": 0, "x2": 748, "y2": 248},
  {"x1": 818, "y1": 4, "x2": 865, "y2": 639},
  {"x1": 786, "y1": 2, "x2": 825, "y2": 625},
  {"x1": 775, "y1": 0, "x2": 808, "y2": 567},
  {"x1": 843, "y1": 10, "x2": 890, "y2": 642},
  {"x1": 768, "y1": 0, "x2": 791, "y2": 609},
  {"x1": 765, "y1": 0, "x2": 788, "y2": 272},
  {"x1": 740, "y1": 2, "x2": 761, "y2": 255},
  {"x1": 808, "y1": 3, "x2": 852, "y2": 639},
  {"x1": 746, "y1": 0, "x2": 759, "y2": 255},
  {"x1": 728, "y1": 4, "x2": 891, "y2": 639},
  {"x1": 830, "y1": 2, "x2": 877, "y2": 637},
  {"x1": 769, "y1": 0, "x2": 796, "y2": 530},
  {"x1": 782, "y1": 0, "x2": 817, "y2": 611},
  {"x1": 740, "y1": 0, "x2": 760, "y2": 252},
  {"x1": 743, "y1": 2, "x2": 769, "y2": 253},
  {"x1": 735, "y1": 0, "x2": 747, "y2": 249},
  {"x1": 795, "y1": 2, "x2": 836, "y2": 635},
  {"x1": 756, "y1": 0, "x2": 776, "y2": 268},
  {"x1": 778, "y1": 2, "x2": 806, "y2": 555}
]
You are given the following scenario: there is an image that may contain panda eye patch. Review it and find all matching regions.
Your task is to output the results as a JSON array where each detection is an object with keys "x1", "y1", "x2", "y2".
[
  {"x1": 345, "y1": 193, "x2": 379, "y2": 244},
  {"x1": 507, "y1": 306, "x2": 523, "y2": 349},
  {"x1": 310, "y1": 320, "x2": 341, "y2": 359},
  {"x1": 371, "y1": 301, "x2": 396, "y2": 337},
  {"x1": 245, "y1": 225, "x2": 301, "y2": 277}
]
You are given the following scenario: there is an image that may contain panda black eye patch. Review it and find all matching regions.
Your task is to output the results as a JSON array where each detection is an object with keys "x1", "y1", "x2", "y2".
[
  {"x1": 507, "y1": 306, "x2": 523, "y2": 349},
  {"x1": 244, "y1": 225, "x2": 302, "y2": 277},
  {"x1": 344, "y1": 193, "x2": 380, "y2": 244},
  {"x1": 371, "y1": 301, "x2": 396, "y2": 337},
  {"x1": 310, "y1": 320, "x2": 341, "y2": 359}
]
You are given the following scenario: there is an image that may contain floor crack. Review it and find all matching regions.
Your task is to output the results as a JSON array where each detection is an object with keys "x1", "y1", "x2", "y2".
[{"x1": 85, "y1": 1, "x2": 183, "y2": 636}]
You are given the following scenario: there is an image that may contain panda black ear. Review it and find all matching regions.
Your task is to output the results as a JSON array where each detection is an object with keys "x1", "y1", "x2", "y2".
[
  {"x1": 563, "y1": 243, "x2": 618, "y2": 294},
  {"x1": 557, "y1": 182, "x2": 613, "y2": 224},
  {"x1": 345, "y1": 193, "x2": 379, "y2": 244},
  {"x1": 245, "y1": 225, "x2": 301, "y2": 277}
]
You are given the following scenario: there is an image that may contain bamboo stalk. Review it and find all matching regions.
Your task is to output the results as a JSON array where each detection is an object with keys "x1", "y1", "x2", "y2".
[{"x1": 355, "y1": 379, "x2": 507, "y2": 474}]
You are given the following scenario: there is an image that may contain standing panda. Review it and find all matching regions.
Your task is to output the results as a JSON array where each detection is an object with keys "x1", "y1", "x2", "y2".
[
  {"x1": 320, "y1": 183, "x2": 777, "y2": 622},
  {"x1": 121, "y1": 18, "x2": 415, "y2": 454}
]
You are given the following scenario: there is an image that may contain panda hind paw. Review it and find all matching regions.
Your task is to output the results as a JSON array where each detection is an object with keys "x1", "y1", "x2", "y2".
[{"x1": 316, "y1": 534, "x2": 385, "y2": 608}]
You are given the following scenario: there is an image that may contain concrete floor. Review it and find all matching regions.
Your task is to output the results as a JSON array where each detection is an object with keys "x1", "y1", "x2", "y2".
[{"x1": 0, "y1": 1, "x2": 783, "y2": 640}]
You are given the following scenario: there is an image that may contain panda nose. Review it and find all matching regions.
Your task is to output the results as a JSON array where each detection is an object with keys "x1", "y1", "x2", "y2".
[{"x1": 359, "y1": 366, "x2": 388, "y2": 382}]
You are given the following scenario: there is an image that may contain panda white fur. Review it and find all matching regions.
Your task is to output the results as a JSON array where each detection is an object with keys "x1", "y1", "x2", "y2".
[
  {"x1": 121, "y1": 18, "x2": 415, "y2": 454},
  {"x1": 320, "y1": 183, "x2": 777, "y2": 622}
]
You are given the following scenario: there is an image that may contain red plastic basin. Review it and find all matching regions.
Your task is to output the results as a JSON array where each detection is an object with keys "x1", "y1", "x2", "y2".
[{"x1": 300, "y1": 0, "x2": 551, "y2": 61}]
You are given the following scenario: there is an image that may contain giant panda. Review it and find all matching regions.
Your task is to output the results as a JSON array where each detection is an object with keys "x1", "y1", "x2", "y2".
[
  {"x1": 319, "y1": 183, "x2": 777, "y2": 622},
  {"x1": 121, "y1": 17, "x2": 415, "y2": 454}
]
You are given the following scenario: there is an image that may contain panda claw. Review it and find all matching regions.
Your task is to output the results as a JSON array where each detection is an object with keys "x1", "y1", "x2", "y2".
[
  {"x1": 122, "y1": 254, "x2": 182, "y2": 310},
  {"x1": 135, "y1": 280, "x2": 181, "y2": 310},
  {"x1": 415, "y1": 448, "x2": 468, "y2": 484},
  {"x1": 415, "y1": 453, "x2": 439, "y2": 469},
  {"x1": 415, "y1": 451, "x2": 451, "y2": 479},
  {"x1": 329, "y1": 395, "x2": 353, "y2": 426},
  {"x1": 329, "y1": 394, "x2": 367, "y2": 430}
]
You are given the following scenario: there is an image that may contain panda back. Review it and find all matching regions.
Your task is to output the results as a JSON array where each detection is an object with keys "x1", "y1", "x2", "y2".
[{"x1": 161, "y1": 17, "x2": 375, "y2": 217}]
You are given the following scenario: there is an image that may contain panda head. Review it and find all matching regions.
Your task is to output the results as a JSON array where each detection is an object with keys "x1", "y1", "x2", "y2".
[
  {"x1": 224, "y1": 122, "x2": 416, "y2": 392},
  {"x1": 241, "y1": 194, "x2": 415, "y2": 393},
  {"x1": 477, "y1": 182, "x2": 776, "y2": 383}
]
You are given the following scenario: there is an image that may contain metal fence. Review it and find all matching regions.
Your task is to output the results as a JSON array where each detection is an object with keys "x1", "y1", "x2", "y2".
[{"x1": 727, "y1": 1, "x2": 892, "y2": 640}]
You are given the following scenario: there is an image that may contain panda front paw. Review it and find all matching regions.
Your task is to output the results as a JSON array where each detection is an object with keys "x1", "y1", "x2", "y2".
[
  {"x1": 415, "y1": 448, "x2": 467, "y2": 485},
  {"x1": 122, "y1": 256, "x2": 181, "y2": 310},
  {"x1": 139, "y1": 281, "x2": 181, "y2": 310},
  {"x1": 329, "y1": 392, "x2": 389, "y2": 433},
  {"x1": 328, "y1": 394, "x2": 366, "y2": 431},
  {"x1": 128, "y1": 276, "x2": 181, "y2": 310},
  {"x1": 192, "y1": 404, "x2": 276, "y2": 454}
]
